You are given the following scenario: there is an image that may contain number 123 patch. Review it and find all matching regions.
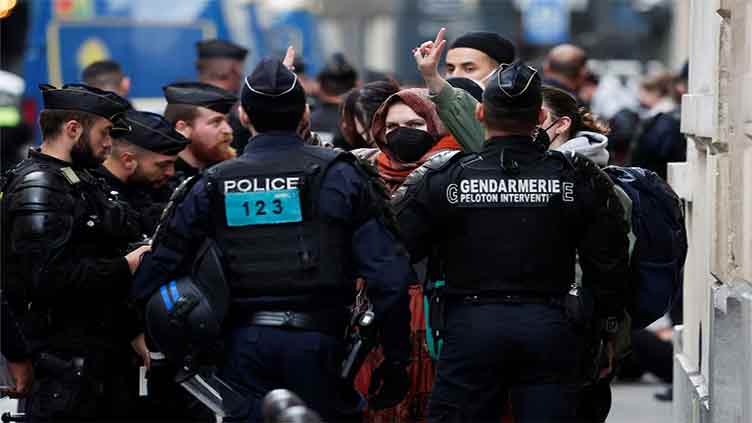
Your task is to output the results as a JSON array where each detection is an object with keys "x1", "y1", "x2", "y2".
[{"x1": 225, "y1": 189, "x2": 303, "y2": 226}]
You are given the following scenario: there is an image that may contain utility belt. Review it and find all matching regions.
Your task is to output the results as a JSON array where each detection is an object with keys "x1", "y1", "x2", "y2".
[
  {"x1": 240, "y1": 310, "x2": 346, "y2": 336},
  {"x1": 33, "y1": 352, "x2": 88, "y2": 380},
  {"x1": 425, "y1": 282, "x2": 581, "y2": 360},
  {"x1": 460, "y1": 293, "x2": 565, "y2": 306}
]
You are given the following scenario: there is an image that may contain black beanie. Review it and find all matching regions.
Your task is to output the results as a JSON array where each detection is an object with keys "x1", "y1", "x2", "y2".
[{"x1": 449, "y1": 32, "x2": 516, "y2": 65}]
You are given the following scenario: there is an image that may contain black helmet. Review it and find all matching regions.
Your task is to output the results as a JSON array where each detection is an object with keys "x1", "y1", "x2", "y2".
[
  {"x1": 276, "y1": 406, "x2": 322, "y2": 423},
  {"x1": 145, "y1": 241, "x2": 229, "y2": 363},
  {"x1": 262, "y1": 389, "x2": 304, "y2": 423}
]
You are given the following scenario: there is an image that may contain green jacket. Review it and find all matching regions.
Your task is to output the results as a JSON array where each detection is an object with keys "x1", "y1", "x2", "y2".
[{"x1": 429, "y1": 80, "x2": 485, "y2": 153}]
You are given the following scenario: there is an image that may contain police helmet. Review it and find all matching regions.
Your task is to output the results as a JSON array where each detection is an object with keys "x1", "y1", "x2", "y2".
[
  {"x1": 276, "y1": 406, "x2": 322, "y2": 423},
  {"x1": 145, "y1": 241, "x2": 229, "y2": 363},
  {"x1": 262, "y1": 389, "x2": 305, "y2": 423}
]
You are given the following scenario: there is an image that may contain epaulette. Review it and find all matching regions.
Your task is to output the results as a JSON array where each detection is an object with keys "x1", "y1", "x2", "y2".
[{"x1": 59, "y1": 167, "x2": 81, "y2": 185}]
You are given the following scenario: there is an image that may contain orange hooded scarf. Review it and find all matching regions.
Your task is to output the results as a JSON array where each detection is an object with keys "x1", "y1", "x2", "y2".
[{"x1": 370, "y1": 88, "x2": 461, "y2": 192}]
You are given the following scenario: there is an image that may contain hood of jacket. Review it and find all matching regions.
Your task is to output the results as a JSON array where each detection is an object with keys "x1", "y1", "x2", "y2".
[{"x1": 553, "y1": 131, "x2": 610, "y2": 167}]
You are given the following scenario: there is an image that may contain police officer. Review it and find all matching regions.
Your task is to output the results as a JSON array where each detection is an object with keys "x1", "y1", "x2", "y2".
[
  {"x1": 133, "y1": 57, "x2": 413, "y2": 422},
  {"x1": 395, "y1": 62, "x2": 629, "y2": 422},
  {"x1": 195, "y1": 38, "x2": 253, "y2": 152},
  {"x1": 0, "y1": 83, "x2": 151, "y2": 420},
  {"x1": 93, "y1": 110, "x2": 190, "y2": 235},
  {"x1": 310, "y1": 53, "x2": 358, "y2": 149},
  {"x1": 162, "y1": 81, "x2": 237, "y2": 193}
]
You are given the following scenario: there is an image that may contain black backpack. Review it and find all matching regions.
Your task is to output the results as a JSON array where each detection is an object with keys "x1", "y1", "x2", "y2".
[{"x1": 602, "y1": 166, "x2": 687, "y2": 328}]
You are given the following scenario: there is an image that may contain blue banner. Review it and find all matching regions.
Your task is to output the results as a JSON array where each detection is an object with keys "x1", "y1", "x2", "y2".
[
  {"x1": 522, "y1": 0, "x2": 570, "y2": 46},
  {"x1": 49, "y1": 20, "x2": 214, "y2": 97}
]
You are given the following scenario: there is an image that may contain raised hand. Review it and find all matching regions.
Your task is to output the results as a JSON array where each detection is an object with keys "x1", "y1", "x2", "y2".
[
  {"x1": 283, "y1": 46, "x2": 296, "y2": 71},
  {"x1": 413, "y1": 28, "x2": 447, "y2": 82}
]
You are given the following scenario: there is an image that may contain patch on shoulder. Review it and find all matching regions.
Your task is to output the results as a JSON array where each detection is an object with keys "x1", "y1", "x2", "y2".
[{"x1": 60, "y1": 167, "x2": 81, "y2": 185}]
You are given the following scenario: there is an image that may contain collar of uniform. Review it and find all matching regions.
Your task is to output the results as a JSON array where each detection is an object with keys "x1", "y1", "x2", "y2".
[
  {"x1": 244, "y1": 132, "x2": 304, "y2": 153},
  {"x1": 485, "y1": 135, "x2": 537, "y2": 150},
  {"x1": 28, "y1": 147, "x2": 72, "y2": 167},
  {"x1": 175, "y1": 156, "x2": 200, "y2": 175},
  {"x1": 484, "y1": 135, "x2": 544, "y2": 161},
  {"x1": 91, "y1": 165, "x2": 128, "y2": 193}
]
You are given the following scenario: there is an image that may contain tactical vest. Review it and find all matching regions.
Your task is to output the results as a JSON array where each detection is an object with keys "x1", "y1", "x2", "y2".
[
  {"x1": 206, "y1": 143, "x2": 351, "y2": 301},
  {"x1": 2, "y1": 156, "x2": 141, "y2": 354},
  {"x1": 440, "y1": 149, "x2": 583, "y2": 296}
]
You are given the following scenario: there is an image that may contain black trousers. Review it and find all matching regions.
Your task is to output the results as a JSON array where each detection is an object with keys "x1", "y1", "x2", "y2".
[
  {"x1": 24, "y1": 356, "x2": 138, "y2": 421},
  {"x1": 427, "y1": 302, "x2": 583, "y2": 423},
  {"x1": 219, "y1": 326, "x2": 363, "y2": 423}
]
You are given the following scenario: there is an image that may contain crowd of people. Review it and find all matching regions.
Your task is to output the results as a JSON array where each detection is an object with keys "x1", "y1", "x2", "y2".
[{"x1": 0, "y1": 26, "x2": 687, "y2": 423}]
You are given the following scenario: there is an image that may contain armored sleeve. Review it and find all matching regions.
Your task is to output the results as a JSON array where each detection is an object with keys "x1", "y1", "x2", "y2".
[
  {"x1": 1, "y1": 296, "x2": 29, "y2": 362},
  {"x1": 5, "y1": 171, "x2": 132, "y2": 302},
  {"x1": 320, "y1": 158, "x2": 413, "y2": 363},
  {"x1": 393, "y1": 155, "x2": 455, "y2": 263},
  {"x1": 572, "y1": 155, "x2": 630, "y2": 327},
  {"x1": 131, "y1": 176, "x2": 211, "y2": 301}
]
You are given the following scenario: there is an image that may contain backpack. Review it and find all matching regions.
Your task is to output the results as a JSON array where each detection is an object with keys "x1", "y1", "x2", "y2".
[{"x1": 602, "y1": 166, "x2": 687, "y2": 329}]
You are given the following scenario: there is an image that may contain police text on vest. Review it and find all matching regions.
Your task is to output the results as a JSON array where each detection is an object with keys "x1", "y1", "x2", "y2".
[
  {"x1": 446, "y1": 178, "x2": 574, "y2": 206},
  {"x1": 224, "y1": 177, "x2": 301, "y2": 194}
]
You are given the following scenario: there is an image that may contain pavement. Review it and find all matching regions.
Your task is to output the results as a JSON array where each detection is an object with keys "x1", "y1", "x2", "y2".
[
  {"x1": 608, "y1": 377, "x2": 673, "y2": 423},
  {"x1": 1, "y1": 382, "x2": 673, "y2": 422}
]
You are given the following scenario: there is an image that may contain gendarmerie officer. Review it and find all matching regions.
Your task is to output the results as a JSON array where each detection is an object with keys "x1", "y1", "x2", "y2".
[
  {"x1": 162, "y1": 81, "x2": 237, "y2": 193},
  {"x1": 93, "y1": 110, "x2": 190, "y2": 236},
  {"x1": 133, "y1": 58, "x2": 413, "y2": 422},
  {"x1": 395, "y1": 62, "x2": 629, "y2": 422},
  {"x1": 194, "y1": 38, "x2": 254, "y2": 152},
  {"x1": 0, "y1": 84, "x2": 151, "y2": 420}
]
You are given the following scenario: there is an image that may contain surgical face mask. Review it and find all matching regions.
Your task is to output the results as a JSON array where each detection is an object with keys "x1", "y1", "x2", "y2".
[
  {"x1": 473, "y1": 68, "x2": 499, "y2": 88},
  {"x1": 384, "y1": 127, "x2": 436, "y2": 163}
]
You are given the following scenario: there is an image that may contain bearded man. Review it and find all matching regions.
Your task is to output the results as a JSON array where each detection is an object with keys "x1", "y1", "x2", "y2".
[{"x1": 162, "y1": 82, "x2": 237, "y2": 192}]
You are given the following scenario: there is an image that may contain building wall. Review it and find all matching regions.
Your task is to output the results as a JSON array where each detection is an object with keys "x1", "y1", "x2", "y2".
[{"x1": 672, "y1": 1, "x2": 752, "y2": 422}]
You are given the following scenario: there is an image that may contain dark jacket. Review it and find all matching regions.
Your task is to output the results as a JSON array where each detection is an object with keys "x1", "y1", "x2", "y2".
[
  {"x1": 396, "y1": 136, "x2": 629, "y2": 321},
  {"x1": 630, "y1": 108, "x2": 686, "y2": 180},
  {"x1": 1, "y1": 150, "x2": 141, "y2": 356},
  {"x1": 134, "y1": 133, "x2": 414, "y2": 362},
  {"x1": 310, "y1": 101, "x2": 349, "y2": 150},
  {"x1": 91, "y1": 166, "x2": 169, "y2": 237}
]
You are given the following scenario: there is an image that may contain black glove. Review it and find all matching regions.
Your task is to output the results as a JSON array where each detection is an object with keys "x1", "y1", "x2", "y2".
[{"x1": 367, "y1": 361, "x2": 409, "y2": 410}]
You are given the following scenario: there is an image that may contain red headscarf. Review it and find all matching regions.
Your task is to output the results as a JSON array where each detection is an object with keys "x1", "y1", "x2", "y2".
[{"x1": 370, "y1": 89, "x2": 461, "y2": 192}]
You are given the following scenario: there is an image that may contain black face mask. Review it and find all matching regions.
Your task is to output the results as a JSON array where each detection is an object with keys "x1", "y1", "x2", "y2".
[
  {"x1": 532, "y1": 118, "x2": 561, "y2": 151},
  {"x1": 385, "y1": 127, "x2": 436, "y2": 163}
]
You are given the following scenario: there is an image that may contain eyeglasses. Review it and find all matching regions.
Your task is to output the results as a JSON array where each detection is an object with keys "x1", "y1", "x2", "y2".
[{"x1": 495, "y1": 62, "x2": 539, "y2": 98}]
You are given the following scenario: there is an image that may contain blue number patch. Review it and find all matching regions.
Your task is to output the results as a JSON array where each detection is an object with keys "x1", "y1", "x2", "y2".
[{"x1": 225, "y1": 189, "x2": 303, "y2": 226}]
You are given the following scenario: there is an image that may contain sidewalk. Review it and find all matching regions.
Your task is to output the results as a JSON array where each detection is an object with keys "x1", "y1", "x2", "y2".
[{"x1": 609, "y1": 377, "x2": 672, "y2": 423}]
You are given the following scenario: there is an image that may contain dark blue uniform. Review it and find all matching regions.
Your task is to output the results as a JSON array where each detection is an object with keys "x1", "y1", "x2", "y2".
[
  {"x1": 133, "y1": 133, "x2": 413, "y2": 422},
  {"x1": 396, "y1": 135, "x2": 629, "y2": 422}
]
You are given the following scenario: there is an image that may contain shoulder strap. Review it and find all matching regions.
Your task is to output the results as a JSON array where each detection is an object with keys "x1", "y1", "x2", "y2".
[
  {"x1": 151, "y1": 175, "x2": 203, "y2": 244},
  {"x1": 340, "y1": 153, "x2": 402, "y2": 239}
]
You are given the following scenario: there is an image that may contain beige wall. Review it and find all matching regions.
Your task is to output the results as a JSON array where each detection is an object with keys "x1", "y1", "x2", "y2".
[{"x1": 672, "y1": 1, "x2": 752, "y2": 421}]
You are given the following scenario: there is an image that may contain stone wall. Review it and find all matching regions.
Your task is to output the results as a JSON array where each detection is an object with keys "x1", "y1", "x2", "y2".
[{"x1": 672, "y1": 1, "x2": 752, "y2": 422}]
